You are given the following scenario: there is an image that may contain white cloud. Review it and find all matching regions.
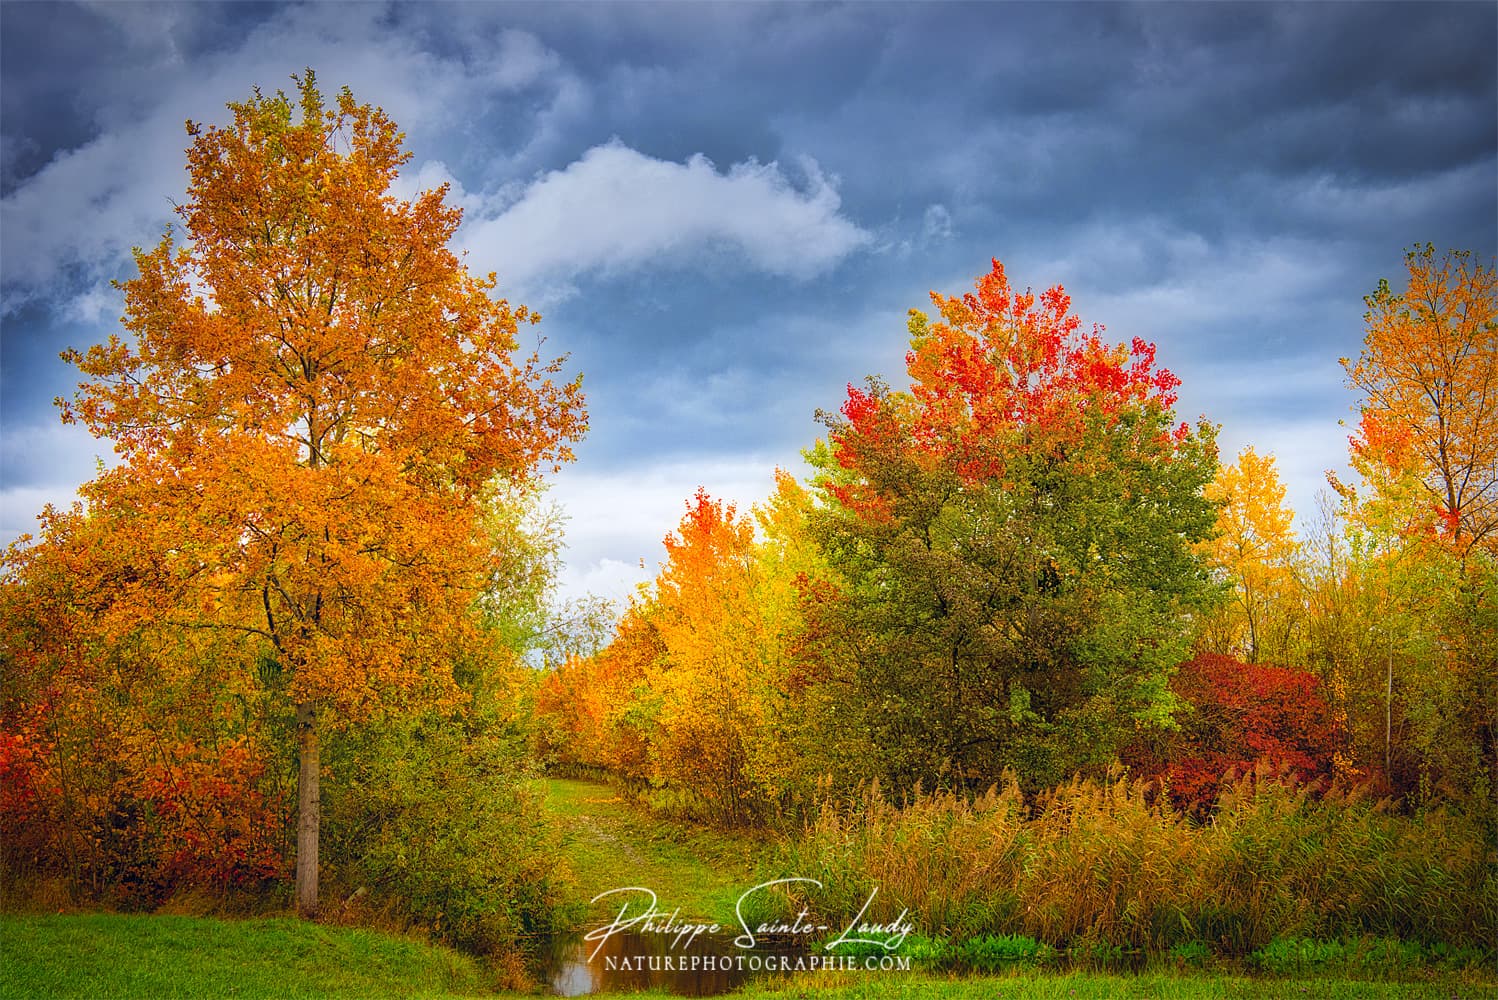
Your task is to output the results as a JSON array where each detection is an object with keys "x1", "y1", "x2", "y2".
[
  {"x1": 65, "y1": 283, "x2": 123, "y2": 325},
  {"x1": 0, "y1": 423, "x2": 117, "y2": 544},
  {"x1": 922, "y1": 203, "x2": 954, "y2": 241},
  {"x1": 481, "y1": 28, "x2": 567, "y2": 92},
  {"x1": 389, "y1": 160, "x2": 506, "y2": 220},
  {"x1": 1271, "y1": 160, "x2": 1493, "y2": 234},
  {"x1": 2, "y1": 11, "x2": 865, "y2": 316},
  {"x1": 1027, "y1": 223, "x2": 1348, "y2": 339},
  {"x1": 0, "y1": 484, "x2": 90, "y2": 546},
  {"x1": 557, "y1": 557, "x2": 651, "y2": 612},
  {"x1": 545, "y1": 453, "x2": 799, "y2": 607},
  {"x1": 457, "y1": 141, "x2": 871, "y2": 300}
]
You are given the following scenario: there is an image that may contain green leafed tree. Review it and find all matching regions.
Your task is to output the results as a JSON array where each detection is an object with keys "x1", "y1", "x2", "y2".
[{"x1": 802, "y1": 259, "x2": 1219, "y2": 792}]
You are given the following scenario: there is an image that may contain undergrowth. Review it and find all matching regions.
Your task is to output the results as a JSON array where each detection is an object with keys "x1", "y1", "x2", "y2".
[{"x1": 768, "y1": 769, "x2": 1496, "y2": 958}]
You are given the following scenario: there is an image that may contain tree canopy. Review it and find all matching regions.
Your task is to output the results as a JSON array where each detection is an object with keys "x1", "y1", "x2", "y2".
[
  {"x1": 39, "y1": 71, "x2": 586, "y2": 914},
  {"x1": 802, "y1": 259, "x2": 1220, "y2": 790}
]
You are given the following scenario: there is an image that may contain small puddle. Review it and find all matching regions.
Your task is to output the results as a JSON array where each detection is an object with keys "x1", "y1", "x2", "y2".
[{"x1": 543, "y1": 929, "x2": 810, "y2": 997}]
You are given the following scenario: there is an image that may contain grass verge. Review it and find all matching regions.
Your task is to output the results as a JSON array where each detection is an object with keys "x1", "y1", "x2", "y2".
[
  {"x1": 5, "y1": 913, "x2": 1494, "y2": 999},
  {"x1": 720, "y1": 969, "x2": 1498, "y2": 998},
  {"x1": 0, "y1": 913, "x2": 485, "y2": 999}
]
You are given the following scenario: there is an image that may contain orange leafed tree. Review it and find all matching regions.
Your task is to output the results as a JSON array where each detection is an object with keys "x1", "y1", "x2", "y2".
[
  {"x1": 651, "y1": 489, "x2": 766, "y2": 825},
  {"x1": 1333, "y1": 245, "x2": 1498, "y2": 814},
  {"x1": 54, "y1": 72, "x2": 585, "y2": 915},
  {"x1": 1341, "y1": 245, "x2": 1498, "y2": 561}
]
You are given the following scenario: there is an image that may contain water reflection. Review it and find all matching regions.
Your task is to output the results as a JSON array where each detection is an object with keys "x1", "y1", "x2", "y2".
[{"x1": 546, "y1": 929, "x2": 807, "y2": 997}]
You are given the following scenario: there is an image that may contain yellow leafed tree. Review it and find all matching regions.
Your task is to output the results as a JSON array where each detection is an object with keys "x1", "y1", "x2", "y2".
[{"x1": 1199, "y1": 446, "x2": 1302, "y2": 664}]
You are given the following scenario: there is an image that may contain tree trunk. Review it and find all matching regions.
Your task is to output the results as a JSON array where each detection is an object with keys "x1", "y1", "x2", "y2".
[{"x1": 295, "y1": 700, "x2": 320, "y2": 917}]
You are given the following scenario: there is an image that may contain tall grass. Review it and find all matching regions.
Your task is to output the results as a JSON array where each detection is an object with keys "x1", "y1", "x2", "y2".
[{"x1": 770, "y1": 768, "x2": 1496, "y2": 955}]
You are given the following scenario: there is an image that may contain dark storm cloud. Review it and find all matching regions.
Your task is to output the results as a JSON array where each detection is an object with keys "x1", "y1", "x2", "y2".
[
  {"x1": 1, "y1": 0, "x2": 1494, "y2": 601},
  {"x1": 0, "y1": 2, "x2": 282, "y2": 192}
]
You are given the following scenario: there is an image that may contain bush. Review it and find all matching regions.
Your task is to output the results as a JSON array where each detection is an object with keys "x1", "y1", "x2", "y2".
[
  {"x1": 1167, "y1": 939, "x2": 1211, "y2": 968},
  {"x1": 322, "y1": 709, "x2": 576, "y2": 957},
  {"x1": 0, "y1": 719, "x2": 284, "y2": 907},
  {"x1": 1126, "y1": 653, "x2": 1339, "y2": 816},
  {"x1": 955, "y1": 933, "x2": 1057, "y2": 970}
]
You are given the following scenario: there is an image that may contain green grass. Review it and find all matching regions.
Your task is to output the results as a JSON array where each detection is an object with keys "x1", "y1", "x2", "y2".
[
  {"x1": 689, "y1": 970, "x2": 1495, "y2": 998},
  {"x1": 9, "y1": 782, "x2": 1488, "y2": 999},
  {"x1": 0, "y1": 913, "x2": 485, "y2": 999},
  {"x1": 541, "y1": 777, "x2": 767, "y2": 924},
  {"x1": 732, "y1": 971, "x2": 1498, "y2": 998},
  {"x1": 5, "y1": 914, "x2": 1493, "y2": 1000},
  {"x1": 588, "y1": 970, "x2": 1498, "y2": 999}
]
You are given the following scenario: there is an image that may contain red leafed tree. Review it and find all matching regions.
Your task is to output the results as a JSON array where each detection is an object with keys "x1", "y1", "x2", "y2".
[{"x1": 899, "y1": 259, "x2": 1184, "y2": 476}]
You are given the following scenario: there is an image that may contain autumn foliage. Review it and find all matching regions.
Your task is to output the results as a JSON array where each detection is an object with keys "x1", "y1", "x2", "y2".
[
  {"x1": 539, "y1": 252, "x2": 1497, "y2": 843},
  {"x1": 833, "y1": 260, "x2": 1191, "y2": 514},
  {"x1": 1127, "y1": 654, "x2": 1339, "y2": 815},
  {"x1": 1197, "y1": 447, "x2": 1301, "y2": 664},
  {"x1": 2, "y1": 72, "x2": 584, "y2": 917},
  {"x1": 805, "y1": 259, "x2": 1218, "y2": 792},
  {"x1": 536, "y1": 260, "x2": 1223, "y2": 816},
  {"x1": 1341, "y1": 245, "x2": 1497, "y2": 559},
  {"x1": 3, "y1": 75, "x2": 1493, "y2": 964},
  {"x1": 535, "y1": 474, "x2": 821, "y2": 824}
]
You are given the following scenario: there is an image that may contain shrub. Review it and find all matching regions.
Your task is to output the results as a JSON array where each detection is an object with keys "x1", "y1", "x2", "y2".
[
  {"x1": 1127, "y1": 653, "x2": 1339, "y2": 815},
  {"x1": 771, "y1": 768, "x2": 1497, "y2": 956},
  {"x1": 1167, "y1": 939, "x2": 1211, "y2": 968},
  {"x1": 955, "y1": 933, "x2": 1057, "y2": 970},
  {"x1": 322, "y1": 709, "x2": 575, "y2": 957}
]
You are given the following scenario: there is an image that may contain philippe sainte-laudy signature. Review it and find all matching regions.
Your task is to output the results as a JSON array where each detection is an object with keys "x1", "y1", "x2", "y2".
[{"x1": 583, "y1": 878, "x2": 913, "y2": 961}]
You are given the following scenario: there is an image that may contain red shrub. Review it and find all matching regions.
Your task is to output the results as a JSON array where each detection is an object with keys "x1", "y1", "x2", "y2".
[
  {"x1": 137, "y1": 738, "x2": 284, "y2": 891},
  {"x1": 1134, "y1": 653, "x2": 1339, "y2": 815}
]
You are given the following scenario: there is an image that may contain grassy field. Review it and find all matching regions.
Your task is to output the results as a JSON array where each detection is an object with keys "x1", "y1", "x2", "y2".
[
  {"x1": 718, "y1": 970, "x2": 1498, "y2": 999},
  {"x1": 541, "y1": 777, "x2": 766, "y2": 924},
  {"x1": 0, "y1": 913, "x2": 485, "y2": 999}
]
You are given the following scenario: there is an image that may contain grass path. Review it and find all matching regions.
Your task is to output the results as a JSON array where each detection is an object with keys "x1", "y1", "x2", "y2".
[{"x1": 540, "y1": 777, "x2": 767, "y2": 924}]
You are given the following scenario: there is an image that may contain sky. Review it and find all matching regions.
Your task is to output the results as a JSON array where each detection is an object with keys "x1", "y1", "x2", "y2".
[{"x1": 2, "y1": 1, "x2": 1495, "y2": 609}]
